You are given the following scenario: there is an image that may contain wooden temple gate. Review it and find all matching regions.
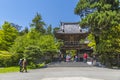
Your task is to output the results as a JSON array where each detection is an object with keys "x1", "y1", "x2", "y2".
[{"x1": 55, "y1": 22, "x2": 93, "y2": 61}]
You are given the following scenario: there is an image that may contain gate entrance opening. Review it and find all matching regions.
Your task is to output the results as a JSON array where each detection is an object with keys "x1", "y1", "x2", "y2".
[{"x1": 55, "y1": 22, "x2": 93, "y2": 62}]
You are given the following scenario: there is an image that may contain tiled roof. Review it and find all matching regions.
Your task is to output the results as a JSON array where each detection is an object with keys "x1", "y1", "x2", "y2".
[{"x1": 56, "y1": 22, "x2": 88, "y2": 34}]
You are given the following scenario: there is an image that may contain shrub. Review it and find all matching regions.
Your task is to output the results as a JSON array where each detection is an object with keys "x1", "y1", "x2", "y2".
[
  {"x1": 0, "y1": 53, "x2": 12, "y2": 67},
  {"x1": 0, "y1": 51, "x2": 21, "y2": 67},
  {"x1": 24, "y1": 45, "x2": 42, "y2": 64},
  {"x1": 28, "y1": 62, "x2": 36, "y2": 69},
  {"x1": 36, "y1": 63, "x2": 45, "y2": 68},
  {"x1": 28, "y1": 62, "x2": 45, "y2": 69}
]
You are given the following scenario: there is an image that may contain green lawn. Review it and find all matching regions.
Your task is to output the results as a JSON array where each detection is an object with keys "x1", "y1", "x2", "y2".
[
  {"x1": 0, "y1": 66, "x2": 19, "y2": 73},
  {"x1": 0, "y1": 63, "x2": 45, "y2": 73}
]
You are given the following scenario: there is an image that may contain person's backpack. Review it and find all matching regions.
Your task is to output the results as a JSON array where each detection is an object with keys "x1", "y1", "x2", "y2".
[{"x1": 18, "y1": 59, "x2": 23, "y2": 66}]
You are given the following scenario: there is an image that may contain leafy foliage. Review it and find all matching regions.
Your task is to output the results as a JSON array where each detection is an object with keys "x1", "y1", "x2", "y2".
[
  {"x1": 75, "y1": 0, "x2": 120, "y2": 67},
  {"x1": 24, "y1": 45, "x2": 42, "y2": 64},
  {"x1": 30, "y1": 13, "x2": 46, "y2": 33},
  {"x1": 0, "y1": 22, "x2": 18, "y2": 50},
  {"x1": 0, "y1": 13, "x2": 60, "y2": 67},
  {"x1": 39, "y1": 35, "x2": 58, "y2": 53},
  {"x1": 10, "y1": 23, "x2": 22, "y2": 31},
  {"x1": 46, "y1": 25, "x2": 52, "y2": 34},
  {"x1": 19, "y1": 27, "x2": 29, "y2": 35},
  {"x1": 87, "y1": 34, "x2": 96, "y2": 52},
  {"x1": 0, "y1": 51, "x2": 20, "y2": 67},
  {"x1": 10, "y1": 28, "x2": 59, "y2": 64}
]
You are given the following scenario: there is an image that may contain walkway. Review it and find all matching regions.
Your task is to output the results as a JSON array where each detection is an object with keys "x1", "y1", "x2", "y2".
[
  {"x1": 0, "y1": 67, "x2": 120, "y2": 80},
  {"x1": 47, "y1": 62, "x2": 92, "y2": 67}
]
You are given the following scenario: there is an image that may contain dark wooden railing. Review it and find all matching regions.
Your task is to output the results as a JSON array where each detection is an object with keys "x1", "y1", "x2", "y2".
[{"x1": 63, "y1": 41, "x2": 87, "y2": 47}]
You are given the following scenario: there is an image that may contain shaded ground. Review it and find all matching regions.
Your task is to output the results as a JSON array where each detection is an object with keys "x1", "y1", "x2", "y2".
[{"x1": 0, "y1": 67, "x2": 120, "y2": 80}]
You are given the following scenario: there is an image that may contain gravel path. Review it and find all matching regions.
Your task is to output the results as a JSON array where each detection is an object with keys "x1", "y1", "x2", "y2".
[{"x1": 0, "y1": 67, "x2": 120, "y2": 80}]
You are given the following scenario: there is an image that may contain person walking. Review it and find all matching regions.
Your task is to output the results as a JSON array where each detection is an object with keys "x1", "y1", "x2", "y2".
[
  {"x1": 74, "y1": 55, "x2": 78, "y2": 62},
  {"x1": 92, "y1": 55, "x2": 96, "y2": 65},
  {"x1": 22, "y1": 58, "x2": 27, "y2": 72},
  {"x1": 83, "y1": 53, "x2": 88, "y2": 63},
  {"x1": 18, "y1": 59, "x2": 23, "y2": 72}
]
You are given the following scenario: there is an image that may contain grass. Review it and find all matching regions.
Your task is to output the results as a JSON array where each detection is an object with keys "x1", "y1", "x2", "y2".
[
  {"x1": 0, "y1": 66, "x2": 19, "y2": 73},
  {"x1": 0, "y1": 63, "x2": 45, "y2": 73}
]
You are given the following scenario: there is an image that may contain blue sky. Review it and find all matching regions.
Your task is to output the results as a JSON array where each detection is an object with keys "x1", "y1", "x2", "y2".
[{"x1": 0, "y1": 0, "x2": 80, "y2": 28}]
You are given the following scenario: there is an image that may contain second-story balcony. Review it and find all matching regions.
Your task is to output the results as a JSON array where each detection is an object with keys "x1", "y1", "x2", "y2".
[
  {"x1": 64, "y1": 41, "x2": 80, "y2": 46},
  {"x1": 63, "y1": 41, "x2": 88, "y2": 48}
]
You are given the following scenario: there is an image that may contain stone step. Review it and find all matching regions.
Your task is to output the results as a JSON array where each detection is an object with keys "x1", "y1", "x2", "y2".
[{"x1": 47, "y1": 62, "x2": 93, "y2": 67}]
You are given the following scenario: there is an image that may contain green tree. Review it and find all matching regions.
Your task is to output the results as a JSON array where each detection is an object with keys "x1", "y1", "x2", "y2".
[
  {"x1": 75, "y1": 0, "x2": 120, "y2": 67},
  {"x1": 75, "y1": 0, "x2": 120, "y2": 50},
  {"x1": 30, "y1": 13, "x2": 46, "y2": 33},
  {"x1": 38, "y1": 34, "x2": 59, "y2": 61},
  {"x1": 0, "y1": 30, "x2": 4, "y2": 50},
  {"x1": 39, "y1": 34, "x2": 58, "y2": 53},
  {"x1": 10, "y1": 23, "x2": 22, "y2": 31},
  {"x1": 75, "y1": 0, "x2": 120, "y2": 44},
  {"x1": 10, "y1": 29, "x2": 41, "y2": 53},
  {"x1": 0, "y1": 22, "x2": 18, "y2": 50},
  {"x1": 46, "y1": 25, "x2": 52, "y2": 35},
  {"x1": 87, "y1": 34, "x2": 96, "y2": 52},
  {"x1": 24, "y1": 45, "x2": 42, "y2": 65},
  {"x1": 9, "y1": 34, "x2": 28, "y2": 53},
  {"x1": 19, "y1": 27, "x2": 29, "y2": 36},
  {"x1": 10, "y1": 28, "x2": 59, "y2": 62}
]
